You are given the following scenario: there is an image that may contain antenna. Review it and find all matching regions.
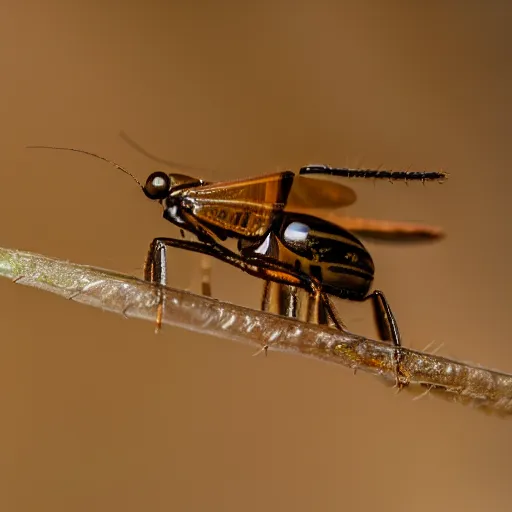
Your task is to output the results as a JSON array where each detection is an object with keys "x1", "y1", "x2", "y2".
[
  {"x1": 300, "y1": 165, "x2": 448, "y2": 183},
  {"x1": 26, "y1": 145, "x2": 143, "y2": 188},
  {"x1": 119, "y1": 131, "x2": 214, "y2": 175}
]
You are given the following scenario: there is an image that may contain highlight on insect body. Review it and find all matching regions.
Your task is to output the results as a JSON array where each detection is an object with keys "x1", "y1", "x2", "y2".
[{"x1": 29, "y1": 142, "x2": 447, "y2": 383}]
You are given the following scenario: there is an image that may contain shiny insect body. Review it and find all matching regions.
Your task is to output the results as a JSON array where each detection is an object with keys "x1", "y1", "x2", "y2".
[
  {"x1": 141, "y1": 163, "x2": 444, "y2": 352},
  {"x1": 256, "y1": 167, "x2": 447, "y2": 333},
  {"x1": 141, "y1": 168, "x2": 375, "y2": 337},
  {"x1": 30, "y1": 144, "x2": 446, "y2": 361}
]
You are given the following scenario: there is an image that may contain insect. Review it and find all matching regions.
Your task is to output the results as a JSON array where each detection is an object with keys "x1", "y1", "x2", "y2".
[
  {"x1": 115, "y1": 132, "x2": 446, "y2": 333},
  {"x1": 29, "y1": 143, "x2": 447, "y2": 372}
]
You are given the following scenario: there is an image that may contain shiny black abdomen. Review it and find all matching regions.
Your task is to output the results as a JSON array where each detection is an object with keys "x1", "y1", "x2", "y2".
[{"x1": 239, "y1": 212, "x2": 375, "y2": 300}]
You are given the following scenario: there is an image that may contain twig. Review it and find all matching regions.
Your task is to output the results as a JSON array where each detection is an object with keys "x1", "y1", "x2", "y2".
[{"x1": 1, "y1": 246, "x2": 511, "y2": 416}]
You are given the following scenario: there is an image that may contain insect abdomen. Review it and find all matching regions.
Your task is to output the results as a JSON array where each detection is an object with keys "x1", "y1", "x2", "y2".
[
  {"x1": 279, "y1": 213, "x2": 374, "y2": 298},
  {"x1": 240, "y1": 212, "x2": 375, "y2": 299}
]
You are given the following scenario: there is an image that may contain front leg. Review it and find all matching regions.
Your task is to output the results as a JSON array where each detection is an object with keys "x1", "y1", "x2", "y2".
[
  {"x1": 144, "y1": 238, "x2": 167, "y2": 285},
  {"x1": 143, "y1": 239, "x2": 170, "y2": 332}
]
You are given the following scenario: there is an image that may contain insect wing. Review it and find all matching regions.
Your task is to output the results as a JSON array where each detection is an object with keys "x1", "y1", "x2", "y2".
[
  {"x1": 285, "y1": 175, "x2": 357, "y2": 212},
  {"x1": 180, "y1": 172, "x2": 294, "y2": 238},
  {"x1": 319, "y1": 214, "x2": 445, "y2": 242}
]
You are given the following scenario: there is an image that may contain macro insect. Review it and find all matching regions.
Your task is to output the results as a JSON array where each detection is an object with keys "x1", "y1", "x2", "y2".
[{"x1": 29, "y1": 142, "x2": 447, "y2": 363}]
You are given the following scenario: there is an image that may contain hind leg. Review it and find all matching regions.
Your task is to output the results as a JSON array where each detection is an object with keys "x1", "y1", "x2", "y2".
[{"x1": 364, "y1": 290, "x2": 407, "y2": 388}]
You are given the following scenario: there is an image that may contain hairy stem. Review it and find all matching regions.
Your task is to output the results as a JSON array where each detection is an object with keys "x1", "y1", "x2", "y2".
[{"x1": 0, "y1": 246, "x2": 511, "y2": 416}]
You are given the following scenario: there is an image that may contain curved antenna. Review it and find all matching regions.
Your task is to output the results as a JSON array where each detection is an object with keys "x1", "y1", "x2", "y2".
[
  {"x1": 26, "y1": 145, "x2": 143, "y2": 188},
  {"x1": 300, "y1": 165, "x2": 448, "y2": 183},
  {"x1": 119, "y1": 131, "x2": 214, "y2": 175}
]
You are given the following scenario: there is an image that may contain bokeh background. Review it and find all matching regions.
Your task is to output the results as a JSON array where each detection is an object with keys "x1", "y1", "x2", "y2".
[{"x1": 1, "y1": 1, "x2": 511, "y2": 511}]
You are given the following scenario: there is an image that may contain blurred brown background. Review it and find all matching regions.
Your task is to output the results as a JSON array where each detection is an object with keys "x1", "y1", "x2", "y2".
[{"x1": 1, "y1": 1, "x2": 511, "y2": 511}]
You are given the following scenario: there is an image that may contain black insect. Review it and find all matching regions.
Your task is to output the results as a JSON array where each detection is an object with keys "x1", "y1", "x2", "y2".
[{"x1": 29, "y1": 143, "x2": 446, "y2": 369}]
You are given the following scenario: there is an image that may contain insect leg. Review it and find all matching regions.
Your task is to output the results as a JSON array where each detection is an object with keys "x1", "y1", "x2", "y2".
[
  {"x1": 261, "y1": 280, "x2": 272, "y2": 312},
  {"x1": 144, "y1": 239, "x2": 169, "y2": 332},
  {"x1": 144, "y1": 238, "x2": 215, "y2": 331},
  {"x1": 178, "y1": 229, "x2": 212, "y2": 297},
  {"x1": 364, "y1": 290, "x2": 401, "y2": 346},
  {"x1": 261, "y1": 282, "x2": 333, "y2": 326},
  {"x1": 200, "y1": 256, "x2": 212, "y2": 297},
  {"x1": 145, "y1": 238, "x2": 345, "y2": 339},
  {"x1": 238, "y1": 253, "x2": 345, "y2": 334},
  {"x1": 364, "y1": 290, "x2": 407, "y2": 387}
]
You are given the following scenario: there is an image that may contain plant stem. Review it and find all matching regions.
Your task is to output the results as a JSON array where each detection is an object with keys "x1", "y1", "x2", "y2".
[{"x1": 1, "y1": 246, "x2": 511, "y2": 416}]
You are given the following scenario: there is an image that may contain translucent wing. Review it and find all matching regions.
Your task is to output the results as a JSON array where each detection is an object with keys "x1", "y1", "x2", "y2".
[
  {"x1": 181, "y1": 172, "x2": 358, "y2": 238},
  {"x1": 321, "y1": 214, "x2": 445, "y2": 243},
  {"x1": 181, "y1": 172, "x2": 294, "y2": 238},
  {"x1": 290, "y1": 171, "x2": 444, "y2": 242},
  {"x1": 285, "y1": 175, "x2": 357, "y2": 211}
]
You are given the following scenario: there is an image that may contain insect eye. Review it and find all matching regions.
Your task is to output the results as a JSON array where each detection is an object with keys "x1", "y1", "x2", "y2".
[{"x1": 143, "y1": 172, "x2": 171, "y2": 200}]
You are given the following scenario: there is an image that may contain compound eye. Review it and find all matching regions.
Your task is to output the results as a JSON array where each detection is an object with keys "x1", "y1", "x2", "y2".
[{"x1": 143, "y1": 172, "x2": 171, "y2": 200}]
